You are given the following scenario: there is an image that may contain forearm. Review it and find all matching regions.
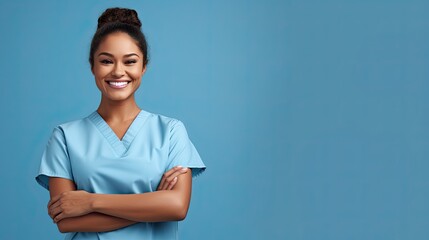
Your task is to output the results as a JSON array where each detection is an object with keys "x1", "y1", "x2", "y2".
[
  {"x1": 91, "y1": 172, "x2": 192, "y2": 222},
  {"x1": 92, "y1": 191, "x2": 187, "y2": 222},
  {"x1": 48, "y1": 177, "x2": 136, "y2": 233},
  {"x1": 57, "y1": 212, "x2": 136, "y2": 233}
]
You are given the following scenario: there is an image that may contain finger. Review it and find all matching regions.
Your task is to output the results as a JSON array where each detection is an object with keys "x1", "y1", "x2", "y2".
[
  {"x1": 159, "y1": 179, "x2": 168, "y2": 190},
  {"x1": 159, "y1": 166, "x2": 185, "y2": 190},
  {"x1": 48, "y1": 199, "x2": 62, "y2": 215},
  {"x1": 50, "y1": 206, "x2": 63, "y2": 220},
  {"x1": 164, "y1": 166, "x2": 183, "y2": 178},
  {"x1": 48, "y1": 194, "x2": 62, "y2": 209},
  {"x1": 157, "y1": 178, "x2": 166, "y2": 191},
  {"x1": 158, "y1": 166, "x2": 181, "y2": 190},
  {"x1": 167, "y1": 177, "x2": 178, "y2": 190},
  {"x1": 54, "y1": 212, "x2": 65, "y2": 223},
  {"x1": 166, "y1": 167, "x2": 188, "y2": 183},
  {"x1": 161, "y1": 168, "x2": 188, "y2": 190},
  {"x1": 48, "y1": 205, "x2": 55, "y2": 218}
]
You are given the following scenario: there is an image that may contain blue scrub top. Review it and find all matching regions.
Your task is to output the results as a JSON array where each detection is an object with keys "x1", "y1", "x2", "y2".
[{"x1": 35, "y1": 109, "x2": 206, "y2": 240}]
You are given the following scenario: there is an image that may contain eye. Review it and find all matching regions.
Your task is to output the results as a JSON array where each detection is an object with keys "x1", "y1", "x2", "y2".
[
  {"x1": 125, "y1": 60, "x2": 137, "y2": 65},
  {"x1": 100, "y1": 59, "x2": 113, "y2": 64}
]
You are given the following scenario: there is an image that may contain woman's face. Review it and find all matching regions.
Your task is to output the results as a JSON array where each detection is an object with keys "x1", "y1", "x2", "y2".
[{"x1": 92, "y1": 32, "x2": 146, "y2": 102}]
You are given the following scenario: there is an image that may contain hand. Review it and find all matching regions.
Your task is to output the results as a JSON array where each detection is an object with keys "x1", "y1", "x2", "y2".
[
  {"x1": 47, "y1": 190, "x2": 94, "y2": 223},
  {"x1": 157, "y1": 166, "x2": 189, "y2": 191}
]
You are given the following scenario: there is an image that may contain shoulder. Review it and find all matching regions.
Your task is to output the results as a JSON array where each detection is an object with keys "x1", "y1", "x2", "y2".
[
  {"x1": 51, "y1": 113, "x2": 94, "y2": 136},
  {"x1": 141, "y1": 109, "x2": 185, "y2": 130}
]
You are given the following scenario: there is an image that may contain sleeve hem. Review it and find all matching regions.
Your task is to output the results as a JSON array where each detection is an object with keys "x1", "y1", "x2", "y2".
[
  {"x1": 35, "y1": 172, "x2": 74, "y2": 191},
  {"x1": 188, "y1": 166, "x2": 206, "y2": 179}
]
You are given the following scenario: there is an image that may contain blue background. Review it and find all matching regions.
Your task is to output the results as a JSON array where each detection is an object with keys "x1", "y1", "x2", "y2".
[{"x1": 1, "y1": 0, "x2": 428, "y2": 239}]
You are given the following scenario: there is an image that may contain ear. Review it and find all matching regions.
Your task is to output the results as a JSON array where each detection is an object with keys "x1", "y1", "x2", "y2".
[{"x1": 142, "y1": 66, "x2": 147, "y2": 75}]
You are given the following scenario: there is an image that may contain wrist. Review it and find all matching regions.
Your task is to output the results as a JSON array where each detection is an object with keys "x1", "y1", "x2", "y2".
[{"x1": 89, "y1": 193, "x2": 100, "y2": 212}]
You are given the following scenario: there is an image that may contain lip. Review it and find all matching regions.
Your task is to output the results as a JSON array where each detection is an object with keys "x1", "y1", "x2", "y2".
[
  {"x1": 106, "y1": 80, "x2": 131, "y2": 89},
  {"x1": 105, "y1": 80, "x2": 132, "y2": 82}
]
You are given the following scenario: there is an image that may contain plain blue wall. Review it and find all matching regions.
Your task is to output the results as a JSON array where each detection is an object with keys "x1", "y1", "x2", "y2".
[{"x1": 1, "y1": 0, "x2": 428, "y2": 239}]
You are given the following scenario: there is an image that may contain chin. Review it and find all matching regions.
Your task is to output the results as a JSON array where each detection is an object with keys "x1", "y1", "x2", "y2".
[{"x1": 103, "y1": 92, "x2": 134, "y2": 101}]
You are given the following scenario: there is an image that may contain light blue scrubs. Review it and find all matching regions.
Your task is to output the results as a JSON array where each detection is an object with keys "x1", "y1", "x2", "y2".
[{"x1": 35, "y1": 109, "x2": 206, "y2": 240}]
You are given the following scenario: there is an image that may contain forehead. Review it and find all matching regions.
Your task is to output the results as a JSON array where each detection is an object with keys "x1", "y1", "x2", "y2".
[{"x1": 96, "y1": 32, "x2": 142, "y2": 57}]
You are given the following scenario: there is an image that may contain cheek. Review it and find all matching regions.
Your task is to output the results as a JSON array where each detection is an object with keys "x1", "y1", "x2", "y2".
[
  {"x1": 93, "y1": 74, "x2": 104, "y2": 85},
  {"x1": 92, "y1": 69, "x2": 106, "y2": 88},
  {"x1": 93, "y1": 65, "x2": 110, "y2": 76},
  {"x1": 129, "y1": 69, "x2": 143, "y2": 80}
]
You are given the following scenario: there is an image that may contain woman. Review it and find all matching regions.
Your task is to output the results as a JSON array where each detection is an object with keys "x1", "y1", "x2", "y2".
[{"x1": 35, "y1": 7, "x2": 206, "y2": 240}]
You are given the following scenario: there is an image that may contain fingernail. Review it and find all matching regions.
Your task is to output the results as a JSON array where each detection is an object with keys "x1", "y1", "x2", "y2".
[
  {"x1": 181, "y1": 167, "x2": 188, "y2": 171},
  {"x1": 174, "y1": 177, "x2": 178, "y2": 181}
]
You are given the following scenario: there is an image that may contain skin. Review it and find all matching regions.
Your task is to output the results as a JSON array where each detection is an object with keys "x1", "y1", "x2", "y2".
[{"x1": 47, "y1": 32, "x2": 191, "y2": 233}]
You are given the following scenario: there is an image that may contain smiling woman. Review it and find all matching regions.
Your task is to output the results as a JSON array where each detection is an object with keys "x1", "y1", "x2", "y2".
[
  {"x1": 35, "y1": 7, "x2": 206, "y2": 240},
  {"x1": 92, "y1": 32, "x2": 146, "y2": 103}
]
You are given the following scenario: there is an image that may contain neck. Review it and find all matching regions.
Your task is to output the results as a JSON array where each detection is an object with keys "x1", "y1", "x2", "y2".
[{"x1": 97, "y1": 95, "x2": 141, "y2": 122}]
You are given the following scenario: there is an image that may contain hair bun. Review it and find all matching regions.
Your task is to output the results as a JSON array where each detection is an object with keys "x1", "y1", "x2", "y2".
[{"x1": 97, "y1": 7, "x2": 142, "y2": 30}]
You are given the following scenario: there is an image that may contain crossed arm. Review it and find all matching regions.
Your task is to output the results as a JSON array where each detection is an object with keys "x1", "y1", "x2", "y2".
[{"x1": 47, "y1": 167, "x2": 191, "y2": 233}]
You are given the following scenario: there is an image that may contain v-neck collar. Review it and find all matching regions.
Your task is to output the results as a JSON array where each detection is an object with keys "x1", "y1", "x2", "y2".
[{"x1": 88, "y1": 109, "x2": 149, "y2": 157}]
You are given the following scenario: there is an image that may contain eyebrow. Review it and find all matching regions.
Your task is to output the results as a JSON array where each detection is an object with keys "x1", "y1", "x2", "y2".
[{"x1": 97, "y1": 52, "x2": 140, "y2": 58}]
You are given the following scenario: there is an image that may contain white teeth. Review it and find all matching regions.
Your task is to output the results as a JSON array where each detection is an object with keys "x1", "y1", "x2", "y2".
[{"x1": 108, "y1": 81, "x2": 128, "y2": 86}]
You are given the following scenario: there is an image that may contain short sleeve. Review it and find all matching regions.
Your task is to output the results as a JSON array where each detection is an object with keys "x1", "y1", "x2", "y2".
[
  {"x1": 35, "y1": 126, "x2": 74, "y2": 190},
  {"x1": 167, "y1": 120, "x2": 206, "y2": 178}
]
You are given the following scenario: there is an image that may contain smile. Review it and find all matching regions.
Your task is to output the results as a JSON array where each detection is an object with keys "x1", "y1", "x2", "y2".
[{"x1": 106, "y1": 81, "x2": 131, "y2": 89}]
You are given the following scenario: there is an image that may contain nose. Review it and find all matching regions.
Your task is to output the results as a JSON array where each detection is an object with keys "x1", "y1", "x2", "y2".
[{"x1": 111, "y1": 62, "x2": 125, "y2": 77}]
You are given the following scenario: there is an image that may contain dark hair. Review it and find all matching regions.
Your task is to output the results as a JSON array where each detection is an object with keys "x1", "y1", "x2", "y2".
[{"x1": 89, "y1": 7, "x2": 149, "y2": 69}]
